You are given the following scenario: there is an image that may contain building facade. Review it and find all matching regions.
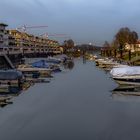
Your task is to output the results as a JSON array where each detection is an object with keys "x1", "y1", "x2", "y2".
[
  {"x1": 0, "y1": 23, "x2": 62, "y2": 53},
  {"x1": 0, "y1": 23, "x2": 9, "y2": 47},
  {"x1": 8, "y1": 30, "x2": 61, "y2": 51},
  {"x1": 125, "y1": 41, "x2": 140, "y2": 52}
]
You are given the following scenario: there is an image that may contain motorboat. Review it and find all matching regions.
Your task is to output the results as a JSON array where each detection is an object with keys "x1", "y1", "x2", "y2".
[
  {"x1": 110, "y1": 66, "x2": 140, "y2": 85},
  {"x1": 0, "y1": 69, "x2": 23, "y2": 93},
  {"x1": 31, "y1": 60, "x2": 61, "y2": 73},
  {"x1": 95, "y1": 58, "x2": 118, "y2": 68},
  {"x1": 17, "y1": 64, "x2": 52, "y2": 78}
]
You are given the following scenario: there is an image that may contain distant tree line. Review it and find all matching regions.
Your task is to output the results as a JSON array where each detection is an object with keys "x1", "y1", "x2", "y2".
[{"x1": 75, "y1": 44, "x2": 101, "y2": 51}]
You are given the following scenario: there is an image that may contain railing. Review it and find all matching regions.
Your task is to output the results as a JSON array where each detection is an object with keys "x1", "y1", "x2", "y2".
[{"x1": 0, "y1": 47, "x2": 62, "y2": 55}]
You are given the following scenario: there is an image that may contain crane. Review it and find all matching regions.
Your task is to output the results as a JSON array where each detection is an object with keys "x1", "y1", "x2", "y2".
[
  {"x1": 40, "y1": 33, "x2": 68, "y2": 39},
  {"x1": 16, "y1": 25, "x2": 48, "y2": 32}
]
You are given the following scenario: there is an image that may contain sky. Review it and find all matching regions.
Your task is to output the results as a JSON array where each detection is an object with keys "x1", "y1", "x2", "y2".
[{"x1": 0, "y1": 0, "x2": 140, "y2": 46}]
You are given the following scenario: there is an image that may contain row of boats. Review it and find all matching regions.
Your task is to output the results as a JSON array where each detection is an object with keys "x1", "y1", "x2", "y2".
[
  {"x1": 95, "y1": 57, "x2": 140, "y2": 86},
  {"x1": 0, "y1": 54, "x2": 72, "y2": 107},
  {"x1": 93, "y1": 56, "x2": 140, "y2": 99}
]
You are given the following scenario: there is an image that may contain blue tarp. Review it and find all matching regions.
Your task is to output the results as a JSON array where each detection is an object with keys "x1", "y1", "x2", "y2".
[
  {"x1": 32, "y1": 60, "x2": 50, "y2": 68},
  {"x1": 0, "y1": 70, "x2": 23, "y2": 80},
  {"x1": 46, "y1": 58, "x2": 61, "y2": 64}
]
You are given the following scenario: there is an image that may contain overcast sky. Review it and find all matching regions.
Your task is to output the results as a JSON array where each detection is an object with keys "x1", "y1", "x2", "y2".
[{"x1": 0, "y1": 0, "x2": 140, "y2": 45}]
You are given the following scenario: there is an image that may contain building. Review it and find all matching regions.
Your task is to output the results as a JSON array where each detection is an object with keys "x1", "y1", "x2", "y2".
[
  {"x1": 0, "y1": 23, "x2": 62, "y2": 53},
  {"x1": 125, "y1": 40, "x2": 140, "y2": 52},
  {"x1": 0, "y1": 23, "x2": 8, "y2": 47},
  {"x1": 8, "y1": 29, "x2": 60, "y2": 50}
]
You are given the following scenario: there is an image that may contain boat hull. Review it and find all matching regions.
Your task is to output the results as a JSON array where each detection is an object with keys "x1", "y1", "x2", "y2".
[{"x1": 113, "y1": 77, "x2": 140, "y2": 85}]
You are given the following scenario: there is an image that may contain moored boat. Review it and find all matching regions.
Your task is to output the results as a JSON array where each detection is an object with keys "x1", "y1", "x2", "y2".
[
  {"x1": 31, "y1": 60, "x2": 61, "y2": 73},
  {"x1": 110, "y1": 66, "x2": 140, "y2": 85},
  {"x1": 17, "y1": 64, "x2": 52, "y2": 78},
  {"x1": 0, "y1": 70, "x2": 24, "y2": 93}
]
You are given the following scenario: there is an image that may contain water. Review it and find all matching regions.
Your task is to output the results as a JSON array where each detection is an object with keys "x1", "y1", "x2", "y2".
[{"x1": 0, "y1": 58, "x2": 140, "y2": 140}]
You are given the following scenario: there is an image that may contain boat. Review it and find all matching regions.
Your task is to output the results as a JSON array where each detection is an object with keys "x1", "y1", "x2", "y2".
[
  {"x1": 31, "y1": 60, "x2": 61, "y2": 73},
  {"x1": 46, "y1": 57, "x2": 62, "y2": 64},
  {"x1": 0, "y1": 69, "x2": 24, "y2": 93},
  {"x1": 110, "y1": 66, "x2": 140, "y2": 85},
  {"x1": 17, "y1": 64, "x2": 52, "y2": 78},
  {"x1": 95, "y1": 58, "x2": 117, "y2": 68}
]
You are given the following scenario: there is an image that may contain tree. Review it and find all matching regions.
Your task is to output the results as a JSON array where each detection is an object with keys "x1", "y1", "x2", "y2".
[
  {"x1": 115, "y1": 27, "x2": 131, "y2": 46},
  {"x1": 64, "y1": 39, "x2": 74, "y2": 49},
  {"x1": 111, "y1": 39, "x2": 119, "y2": 49},
  {"x1": 115, "y1": 27, "x2": 138, "y2": 58}
]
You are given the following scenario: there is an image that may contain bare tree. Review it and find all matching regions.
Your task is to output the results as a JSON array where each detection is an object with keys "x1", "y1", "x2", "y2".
[{"x1": 115, "y1": 27, "x2": 138, "y2": 58}]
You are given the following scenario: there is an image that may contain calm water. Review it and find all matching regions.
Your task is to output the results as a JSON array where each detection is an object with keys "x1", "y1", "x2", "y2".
[{"x1": 0, "y1": 58, "x2": 140, "y2": 140}]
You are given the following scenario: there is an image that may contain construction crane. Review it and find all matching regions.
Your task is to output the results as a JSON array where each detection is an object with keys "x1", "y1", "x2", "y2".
[
  {"x1": 16, "y1": 25, "x2": 48, "y2": 32},
  {"x1": 40, "y1": 33, "x2": 68, "y2": 39}
]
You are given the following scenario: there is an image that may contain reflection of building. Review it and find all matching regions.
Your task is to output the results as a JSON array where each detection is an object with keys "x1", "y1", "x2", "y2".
[{"x1": 0, "y1": 23, "x2": 8, "y2": 47}]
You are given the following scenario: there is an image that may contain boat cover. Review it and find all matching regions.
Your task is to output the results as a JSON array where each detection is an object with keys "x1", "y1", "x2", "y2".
[
  {"x1": 110, "y1": 66, "x2": 140, "y2": 77},
  {"x1": 32, "y1": 60, "x2": 50, "y2": 68},
  {"x1": 46, "y1": 58, "x2": 61, "y2": 64},
  {"x1": 0, "y1": 70, "x2": 23, "y2": 80}
]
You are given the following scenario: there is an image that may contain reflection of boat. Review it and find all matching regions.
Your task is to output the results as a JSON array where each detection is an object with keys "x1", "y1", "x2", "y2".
[
  {"x1": 112, "y1": 86, "x2": 140, "y2": 96},
  {"x1": 0, "y1": 91, "x2": 21, "y2": 107},
  {"x1": 110, "y1": 66, "x2": 140, "y2": 85},
  {"x1": 64, "y1": 60, "x2": 74, "y2": 70},
  {"x1": 111, "y1": 86, "x2": 140, "y2": 102}
]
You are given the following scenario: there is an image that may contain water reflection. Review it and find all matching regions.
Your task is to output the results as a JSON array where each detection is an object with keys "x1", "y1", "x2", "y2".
[
  {"x1": 64, "y1": 61, "x2": 75, "y2": 70},
  {"x1": 0, "y1": 93, "x2": 20, "y2": 108},
  {"x1": 83, "y1": 56, "x2": 87, "y2": 64},
  {"x1": 111, "y1": 85, "x2": 140, "y2": 102}
]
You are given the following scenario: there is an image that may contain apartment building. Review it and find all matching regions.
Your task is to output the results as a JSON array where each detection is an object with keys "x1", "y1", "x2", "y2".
[
  {"x1": 0, "y1": 23, "x2": 9, "y2": 47},
  {"x1": 125, "y1": 41, "x2": 140, "y2": 52},
  {"x1": 8, "y1": 30, "x2": 60, "y2": 49}
]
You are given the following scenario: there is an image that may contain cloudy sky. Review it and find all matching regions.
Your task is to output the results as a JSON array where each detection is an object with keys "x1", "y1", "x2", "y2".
[{"x1": 0, "y1": 0, "x2": 140, "y2": 45}]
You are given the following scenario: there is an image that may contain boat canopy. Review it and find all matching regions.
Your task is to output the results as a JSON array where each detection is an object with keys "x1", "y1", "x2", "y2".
[
  {"x1": 0, "y1": 70, "x2": 23, "y2": 80},
  {"x1": 110, "y1": 66, "x2": 140, "y2": 77}
]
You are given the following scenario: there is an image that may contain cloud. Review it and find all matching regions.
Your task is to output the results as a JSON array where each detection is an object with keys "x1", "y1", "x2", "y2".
[{"x1": 0, "y1": 0, "x2": 140, "y2": 45}]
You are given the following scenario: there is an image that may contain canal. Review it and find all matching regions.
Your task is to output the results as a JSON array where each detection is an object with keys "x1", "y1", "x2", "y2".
[{"x1": 0, "y1": 58, "x2": 140, "y2": 140}]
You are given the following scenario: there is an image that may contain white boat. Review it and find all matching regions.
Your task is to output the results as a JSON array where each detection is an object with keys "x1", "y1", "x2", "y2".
[
  {"x1": 104, "y1": 64, "x2": 129, "y2": 71},
  {"x1": 110, "y1": 66, "x2": 140, "y2": 85}
]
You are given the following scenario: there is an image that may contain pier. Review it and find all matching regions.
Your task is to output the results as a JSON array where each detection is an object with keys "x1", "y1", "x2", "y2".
[
  {"x1": 0, "y1": 47, "x2": 62, "y2": 56},
  {"x1": 0, "y1": 46, "x2": 62, "y2": 64}
]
